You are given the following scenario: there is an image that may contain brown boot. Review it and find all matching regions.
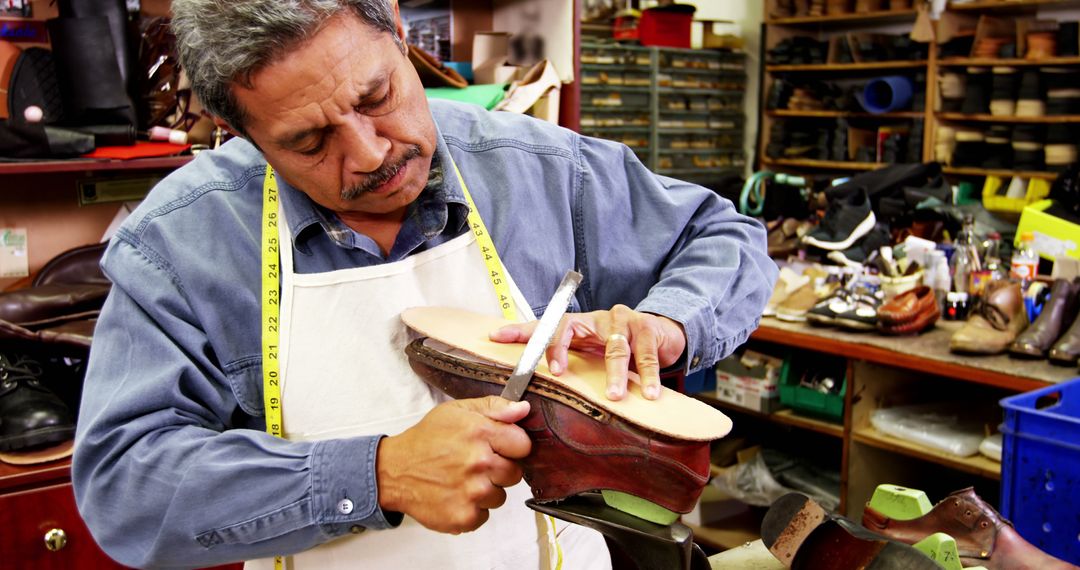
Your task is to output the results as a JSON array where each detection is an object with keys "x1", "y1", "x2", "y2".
[
  {"x1": 950, "y1": 281, "x2": 1028, "y2": 354},
  {"x1": 862, "y1": 487, "x2": 1079, "y2": 570},
  {"x1": 1010, "y1": 278, "x2": 1078, "y2": 358}
]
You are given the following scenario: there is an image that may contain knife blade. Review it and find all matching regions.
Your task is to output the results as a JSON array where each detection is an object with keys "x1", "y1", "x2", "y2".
[{"x1": 500, "y1": 269, "x2": 583, "y2": 401}]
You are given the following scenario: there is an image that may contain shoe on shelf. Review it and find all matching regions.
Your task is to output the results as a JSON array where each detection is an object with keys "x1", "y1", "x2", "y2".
[
  {"x1": 806, "y1": 288, "x2": 852, "y2": 327},
  {"x1": 877, "y1": 285, "x2": 940, "y2": 335},
  {"x1": 764, "y1": 266, "x2": 811, "y2": 318},
  {"x1": 863, "y1": 487, "x2": 1079, "y2": 570},
  {"x1": 762, "y1": 492, "x2": 940, "y2": 570},
  {"x1": 0, "y1": 352, "x2": 76, "y2": 452},
  {"x1": 777, "y1": 280, "x2": 839, "y2": 323},
  {"x1": 950, "y1": 281, "x2": 1029, "y2": 355},
  {"x1": 1010, "y1": 278, "x2": 1078, "y2": 358},
  {"x1": 803, "y1": 188, "x2": 877, "y2": 252},
  {"x1": 835, "y1": 291, "x2": 884, "y2": 332}
]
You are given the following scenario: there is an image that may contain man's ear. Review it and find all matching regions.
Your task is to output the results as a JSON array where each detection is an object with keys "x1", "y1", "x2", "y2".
[
  {"x1": 212, "y1": 117, "x2": 241, "y2": 138},
  {"x1": 391, "y1": 0, "x2": 406, "y2": 46}
]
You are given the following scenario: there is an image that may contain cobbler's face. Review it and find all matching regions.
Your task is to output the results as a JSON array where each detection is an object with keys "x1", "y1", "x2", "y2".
[{"x1": 234, "y1": 13, "x2": 436, "y2": 219}]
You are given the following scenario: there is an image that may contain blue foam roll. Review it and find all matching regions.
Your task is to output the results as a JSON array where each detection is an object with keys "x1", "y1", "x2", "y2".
[{"x1": 859, "y1": 75, "x2": 914, "y2": 114}]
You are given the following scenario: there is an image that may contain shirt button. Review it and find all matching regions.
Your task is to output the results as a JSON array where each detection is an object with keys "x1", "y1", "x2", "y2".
[
  {"x1": 350, "y1": 525, "x2": 365, "y2": 534},
  {"x1": 337, "y1": 499, "x2": 354, "y2": 515},
  {"x1": 690, "y1": 356, "x2": 701, "y2": 368}
]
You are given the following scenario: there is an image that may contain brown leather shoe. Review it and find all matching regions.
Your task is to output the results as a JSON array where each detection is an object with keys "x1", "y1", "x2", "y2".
[
  {"x1": 763, "y1": 492, "x2": 939, "y2": 569},
  {"x1": 950, "y1": 281, "x2": 1028, "y2": 354},
  {"x1": 862, "y1": 487, "x2": 1079, "y2": 570},
  {"x1": 1010, "y1": 278, "x2": 1078, "y2": 358},
  {"x1": 405, "y1": 338, "x2": 713, "y2": 514},
  {"x1": 877, "y1": 285, "x2": 940, "y2": 335}
]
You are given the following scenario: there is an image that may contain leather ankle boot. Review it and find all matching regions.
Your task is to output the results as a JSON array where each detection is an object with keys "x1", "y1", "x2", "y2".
[
  {"x1": 1049, "y1": 278, "x2": 1080, "y2": 365},
  {"x1": 862, "y1": 487, "x2": 1079, "y2": 570},
  {"x1": 0, "y1": 352, "x2": 75, "y2": 452},
  {"x1": 1010, "y1": 278, "x2": 1078, "y2": 358}
]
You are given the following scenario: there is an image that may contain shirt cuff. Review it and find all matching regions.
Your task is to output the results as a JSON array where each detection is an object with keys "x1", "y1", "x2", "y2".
[
  {"x1": 311, "y1": 435, "x2": 402, "y2": 538},
  {"x1": 638, "y1": 286, "x2": 758, "y2": 374}
]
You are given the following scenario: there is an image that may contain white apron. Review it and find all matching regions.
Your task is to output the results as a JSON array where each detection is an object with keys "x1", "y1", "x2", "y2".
[{"x1": 246, "y1": 173, "x2": 609, "y2": 569}]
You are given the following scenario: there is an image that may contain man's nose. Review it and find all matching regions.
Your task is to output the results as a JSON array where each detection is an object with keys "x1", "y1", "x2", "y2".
[{"x1": 340, "y1": 117, "x2": 391, "y2": 174}]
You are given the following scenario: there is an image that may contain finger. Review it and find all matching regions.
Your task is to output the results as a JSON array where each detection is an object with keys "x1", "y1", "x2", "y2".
[
  {"x1": 545, "y1": 317, "x2": 576, "y2": 375},
  {"x1": 487, "y1": 455, "x2": 524, "y2": 488},
  {"x1": 489, "y1": 321, "x2": 538, "y2": 343},
  {"x1": 487, "y1": 421, "x2": 532, "y2": 459},
  {"x1": 475, "y1": 484, "x2": 508, "y2": 510},
  {"x1": 630, "y1": 323, "x2": 663, "y2": 400},
  {"x1": 604, "y1": 307, "x2": 632, "y2": 400},
  {"x1": 463, "y1": 396, "x2": 531, "y2": 424}
]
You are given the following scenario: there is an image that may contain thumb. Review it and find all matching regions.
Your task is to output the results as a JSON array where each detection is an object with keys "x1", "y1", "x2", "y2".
[
  {"x1": 489, "y1": 321, "x2": 538, "y2": 343},
  {"x1": 460, "y1": 396, "x2": 531, "y2": 423}
]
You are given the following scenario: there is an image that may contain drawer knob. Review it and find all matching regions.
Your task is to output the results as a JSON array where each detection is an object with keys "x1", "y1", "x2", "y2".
[{"x1": 44, "y1": 528, "x2": 68, "y2": 552}]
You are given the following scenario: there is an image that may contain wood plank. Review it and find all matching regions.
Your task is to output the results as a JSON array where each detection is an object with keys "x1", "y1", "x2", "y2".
[
  {"x1": 0, "y1": 156, "x2": 193, "y2": 176},
  {"x1": 769, "y1": 110, "x2": 924, "y2": 119},
  {"x1": 0, "y1": 459, "x2": 71, "y2": 494},
  {"x1": 852, "y1": 427, "x2": 1002, "y2": 480},
  {"x1": 943, "y1": 166, "x2": 1060, "y2": 179},
  {"x1": 938, "y1": 56, "x2": 1080, "y2": 67},
  {"x1": 767, "y1": 61, "x2": 928, "y2": 72},
  {"x1": 751, "y1": 320, "x2": 1063, "y2": 391},
  {"x1": 761, "y1": 158, "x2": 889, "y2": 171},
  {"x1": 947, "y1": 0, "x2": 1080, "y2": 11},
  {"x1": 938, "y1": 113, "x2": 1080, "y2": 123},
  {"x1": 767, "y1": 9, "x2": 918, "y2": 26}
]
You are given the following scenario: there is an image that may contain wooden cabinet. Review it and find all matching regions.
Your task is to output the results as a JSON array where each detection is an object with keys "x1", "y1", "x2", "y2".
[
  {"x1": 0, "y1": 475, "x2": 128, "y2": 570},
  {"x1": 685, "y1": 318, "x2": 1071, "y2": 551}
]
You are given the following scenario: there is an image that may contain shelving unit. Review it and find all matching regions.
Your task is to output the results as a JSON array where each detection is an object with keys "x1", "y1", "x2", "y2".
[
  {"x1": 699, "y1": 318, "x2": 1074, "y2": 524},
  {"x1": 579, "y1": 41, "x2": 748, "y2": 183},
  {"x1": 761, "y1": 0, "x2": 1080, "y2": 185}
]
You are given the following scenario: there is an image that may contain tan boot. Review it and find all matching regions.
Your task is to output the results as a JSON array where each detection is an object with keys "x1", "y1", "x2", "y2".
[{"x1": 950, "y1": 281, "x2": 1029, "y2": 354}]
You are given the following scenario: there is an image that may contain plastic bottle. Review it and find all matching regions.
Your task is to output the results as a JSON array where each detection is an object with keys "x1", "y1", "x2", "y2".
[
  {"x1": 949, "y1": 214, "x2": 982, "y2": 294},
  {"x1": 930, "y1": 250, "x2": 950, "y2": 312},
  {"x1": 1011, "y1": 232, "x2": 1039, "y2": 290}
]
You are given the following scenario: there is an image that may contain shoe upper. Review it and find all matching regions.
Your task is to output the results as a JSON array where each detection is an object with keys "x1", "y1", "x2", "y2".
[
  {"x1": 0, "y1": 352, "x2": 75, "y2": 449},
  {"x1": 806, "y1": 188, "x2": 873, "y2": 245}
]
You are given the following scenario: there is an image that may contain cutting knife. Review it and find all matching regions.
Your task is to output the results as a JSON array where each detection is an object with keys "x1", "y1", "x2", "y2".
[{"x1": 500, "y1": 269, "x2": 583, "y2": 401}]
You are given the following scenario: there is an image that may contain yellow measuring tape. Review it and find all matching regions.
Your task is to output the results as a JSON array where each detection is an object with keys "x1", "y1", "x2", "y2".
[{"x1": 262, "y1": 162, "x2": 561, "y2": 569}]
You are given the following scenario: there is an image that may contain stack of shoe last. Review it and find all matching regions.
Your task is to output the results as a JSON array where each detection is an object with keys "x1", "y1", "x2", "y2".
[{"x1": 877, "y1": 285, "x2": 939, "y2": 335}]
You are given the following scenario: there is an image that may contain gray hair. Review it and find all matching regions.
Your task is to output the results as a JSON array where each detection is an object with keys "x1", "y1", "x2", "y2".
[{"x1": 171, "y1": 0, "x2": 402, "y2": 134}]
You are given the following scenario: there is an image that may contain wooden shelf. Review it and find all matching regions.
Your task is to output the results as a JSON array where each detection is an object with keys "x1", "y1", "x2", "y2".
[
  {"x1": 694, "y1": 393, "x2": 845, "y2": 439},
  {"x1": 938, "y1": 56, "x2": 1080, "y2": 67},
  {"x1": 0, "y1": 155, "x2": 193, "y2": 176},
  {"x1": 852, "y1": 426, "x2": 1002, "y2": 480},
  {"x1": 769, "y1": 110, "x2": 925, "y2": 119},
  {"x1": 767, "y1": 60, "x2": 927, "y2": 72},
  {"x1": 938, "y1": 113, "x2": 1080, "y2": 123},
  {"x1": 761, "y1": 157, "x2": 889, "y2": 171},
  {"x1": 943, "y1": 166, "x2": 1061, "y2": 179},
  {"x1": 683, "y1": 509, "x2": 762, "y2": 552},
  {"x1": 767, "y1": 8, "x2": 918, "y2": 26},
  {"x1": 752, "y1": 320, "x2": 1063, "y2": 391},
  {"x1": 947, "y1": 0, "x2": 1080, "y2": 11}
]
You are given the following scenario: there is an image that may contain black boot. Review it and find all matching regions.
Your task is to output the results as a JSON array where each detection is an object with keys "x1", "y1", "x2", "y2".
[{"x1": 0, "y1": 352, "x2": 76, "y2": 452}]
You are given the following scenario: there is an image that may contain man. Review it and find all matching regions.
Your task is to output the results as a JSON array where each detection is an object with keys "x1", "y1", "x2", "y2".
[{"x1": 72, "y1": 1, "x2": 776, "y2": 568}]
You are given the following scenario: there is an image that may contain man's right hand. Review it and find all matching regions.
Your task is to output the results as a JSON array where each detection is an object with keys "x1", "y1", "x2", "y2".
[{"x1": 375, "y1": 396, "x2": 532, "y2": 534}]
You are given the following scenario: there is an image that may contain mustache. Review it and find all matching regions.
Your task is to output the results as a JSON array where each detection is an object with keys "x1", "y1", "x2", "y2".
[{"x1": 340, "y1": 145, "x2": 423, "y2": 200}]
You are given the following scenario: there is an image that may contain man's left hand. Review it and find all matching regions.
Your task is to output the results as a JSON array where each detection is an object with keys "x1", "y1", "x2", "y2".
[{"x1": 489, "y1": 304, "x2": 685, "y2": 402}]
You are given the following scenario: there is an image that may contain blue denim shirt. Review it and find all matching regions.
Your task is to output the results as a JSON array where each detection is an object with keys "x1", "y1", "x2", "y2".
[{"x1": 73, "y1": 100, "x2": 776, "y2": 568}]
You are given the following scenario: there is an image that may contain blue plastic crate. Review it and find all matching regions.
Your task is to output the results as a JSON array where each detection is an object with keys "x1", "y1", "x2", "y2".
[{"x1": 1000, "y1": 378, "x2": 1080, "y2": 564}]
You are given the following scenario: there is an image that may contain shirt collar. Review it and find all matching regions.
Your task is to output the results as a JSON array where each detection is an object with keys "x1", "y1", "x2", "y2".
[{"x1": 276, "y1": 116, "x2": 470, "y2": 255}]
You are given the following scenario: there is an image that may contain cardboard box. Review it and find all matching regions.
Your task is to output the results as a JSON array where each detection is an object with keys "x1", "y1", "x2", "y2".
[{"x1": 713, "y1": 350, "x2": 782, "y2": 414}]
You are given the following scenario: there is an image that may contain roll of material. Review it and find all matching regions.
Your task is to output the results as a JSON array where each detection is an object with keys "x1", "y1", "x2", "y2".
[{"x1": 859, "y1": 75, "x2": 914, "y2": 114}]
